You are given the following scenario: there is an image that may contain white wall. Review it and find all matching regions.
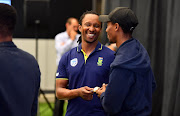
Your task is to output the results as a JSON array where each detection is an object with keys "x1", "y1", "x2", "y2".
[{"x1": 13, "y1": 38, "x2": 57, "y2": 91}]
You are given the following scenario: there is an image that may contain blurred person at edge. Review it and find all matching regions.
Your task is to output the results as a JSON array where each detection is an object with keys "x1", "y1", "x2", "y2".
[
  {"x1": 54, "y1": 17, "x2": 80, "y2": 116},
  {"x1": 55, "y1": 10, "x2": 115, "y2": 116},
  {"x1": 55, "y1": 17, "x2": 80, "y2": 65},
  {"x1": 96, "y1": 7, "x2": 156, "y2": 116},
  {"x1": 0, "y1": 3, "x2": 40, "y2": 116}
]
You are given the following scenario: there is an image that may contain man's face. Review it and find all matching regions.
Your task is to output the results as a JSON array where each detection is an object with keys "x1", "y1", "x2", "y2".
[
  {"x1": 106, "y1": 22, "x2": 116, "y2": 43},
  {"x1": 70, "y1": 19, "x2": 79, "y2": 32},
  {"x1": 67, "y1": 19, "x2": 79, "y2": 32},
  {"x1": 79, "y1": 14, "x2": 101, "y2": 43}
]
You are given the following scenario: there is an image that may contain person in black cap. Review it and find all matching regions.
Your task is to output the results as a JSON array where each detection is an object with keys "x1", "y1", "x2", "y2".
[
  {"x1": 0, "y1": 3, "x2": 40, "y2": 116},
  {"x1": 96, "y1": 7, "x2": 156, "y2": 116}
]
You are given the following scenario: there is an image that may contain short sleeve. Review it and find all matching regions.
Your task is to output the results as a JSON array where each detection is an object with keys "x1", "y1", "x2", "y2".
[{"x1": 56, "y1": 54, "x2": 68, "y2": 80}]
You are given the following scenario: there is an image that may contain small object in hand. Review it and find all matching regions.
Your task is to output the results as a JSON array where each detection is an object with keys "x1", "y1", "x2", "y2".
[{"x1": 93, "y1": 87, "x2": 100, "y2": 92}]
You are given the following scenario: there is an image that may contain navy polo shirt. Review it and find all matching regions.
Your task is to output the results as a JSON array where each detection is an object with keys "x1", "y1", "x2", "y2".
[{"x1": 56, "y1": 42, "x2": 115, "y2": 116}]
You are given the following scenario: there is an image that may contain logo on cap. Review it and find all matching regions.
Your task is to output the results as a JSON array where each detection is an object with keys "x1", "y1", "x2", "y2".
[
  {"x1": 71, "y1": 58, "x2": 78, "y2": 67},
  {"x1": 97, "y1": 57, "x2": 103, "y2": 66}
]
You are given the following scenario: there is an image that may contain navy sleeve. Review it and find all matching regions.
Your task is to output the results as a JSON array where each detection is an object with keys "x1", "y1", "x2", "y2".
[
  {"x1": 100, "y1": 67, "x2": 135, "y2": 115},
  {"x1": 31, "y1": 63, "x2": 41, "y2": 116},
  {"x1": 56, "y1": 53, "x2": 68, "y2": 79}
]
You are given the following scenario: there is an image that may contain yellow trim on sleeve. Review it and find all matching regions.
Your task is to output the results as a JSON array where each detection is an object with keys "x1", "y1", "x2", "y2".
[{"x1": 56, "y1": 78, "x2": 69, "y2": 80}]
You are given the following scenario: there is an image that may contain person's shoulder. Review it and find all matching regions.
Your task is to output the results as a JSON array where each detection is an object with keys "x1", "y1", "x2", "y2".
[
  {"x1": 55, "y1": 31, "x2": 68, "y2": 39},
  {"x1": 102, "y1": 45, "x2": 115, "y2": 55},
  {"x1": 100, "y1": 45, "x2": 115, "y2": 61},
  {"x1": 56, "y1": 31, "x2": 67, "y2": 35},
  {"x1": 60, "y1": 47, "x2": 77, "y2": 63},
  {"x1": 76, "y1": 33, "x2": 81, "y2": 37},
  {"x1": 62, "y1": 47, "x2": 77, "y2": 57},
  {"x1": 17, "y1": 48, "x2": 37, "y2": 61}
]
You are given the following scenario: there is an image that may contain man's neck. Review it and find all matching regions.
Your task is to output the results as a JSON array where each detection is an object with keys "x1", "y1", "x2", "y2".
[
  {"x1": 116, "y1": 34, "x2": 132, "y2": 48},
  {"x1": 0, "y1": 35, "x2": 12, "y2": 42},
  {"x1": 81, "y1": 40, "x2": 98, "y2": 57}
]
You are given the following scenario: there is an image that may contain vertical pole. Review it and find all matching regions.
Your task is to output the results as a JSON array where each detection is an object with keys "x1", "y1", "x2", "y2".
[
  {"x1": 100, "y1": 0, "x2": 109, "y2": 45},
  {"x1": 92, "y1": 0, "x2": 96, "y2": 11},
  {"x1": 35, "y1": 19, "x2": 40, "y2": 116},
  {"x1": 35, "y1": 20, "x2": 40, "y2": 60}
]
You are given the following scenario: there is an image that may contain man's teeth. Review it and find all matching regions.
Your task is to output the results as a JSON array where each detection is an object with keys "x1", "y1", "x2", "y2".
[{"x1": 88, "y1": 34, "x2": 95, "y2": 37}]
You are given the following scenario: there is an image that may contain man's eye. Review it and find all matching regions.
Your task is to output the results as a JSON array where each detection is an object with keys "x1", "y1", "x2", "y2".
[
  {"x1": 85, "y1": 23, "x2": 91, "y2": 27},
  {"x1": 94, "y1": 25, "x2": 100, "y2": 28}
]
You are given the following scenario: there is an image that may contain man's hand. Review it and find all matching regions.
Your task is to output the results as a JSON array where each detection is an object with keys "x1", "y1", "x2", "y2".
[
  {"x1": 96, "y1": 83, "x2": 107, "y2": 97},
  {"x1": 78, "y1": 86, "x2": 94, "y2": 100}
]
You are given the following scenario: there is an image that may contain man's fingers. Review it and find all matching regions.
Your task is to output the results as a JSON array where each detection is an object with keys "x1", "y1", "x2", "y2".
[
  {"x1": 102, "y1": 83, "x2": 106, "y2": 87},
  {"x1": 84, "y1": 86, "x2": 93, "y2": 91},
  {"x1": 102, "y1": 83, "x2": 108, "y2": 88},
  {"x1": 82, "y1": 86, "x2": 93, "y2": 94}
]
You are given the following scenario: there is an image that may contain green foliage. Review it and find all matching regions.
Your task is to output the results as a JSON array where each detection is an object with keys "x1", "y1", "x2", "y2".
[
  {"x1": 39, "y1": 101, "x2": 68, "y2": 116},
  {"x1": 39, "y1": 103, "x2": 54, "y2": 116}
]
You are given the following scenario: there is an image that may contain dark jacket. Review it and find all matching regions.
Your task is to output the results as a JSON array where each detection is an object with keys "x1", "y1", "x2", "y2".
[
  {"x1": 0, "y1": 41, "x2": 41, "y2": 116},
  {"x1": 100, "y1": 38, "x2": 156, "y2": 116}
]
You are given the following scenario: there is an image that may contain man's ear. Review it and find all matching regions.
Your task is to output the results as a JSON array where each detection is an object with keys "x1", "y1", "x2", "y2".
[
  {"x1": 78, "y1": 24, "x2": 82, "y2": 32},
  {"x1": 115, "y1": 23, "x2": 119, "y2": 31},
  {"x1": 65, "y1": 23, "x2": 69, "y2": 29}
]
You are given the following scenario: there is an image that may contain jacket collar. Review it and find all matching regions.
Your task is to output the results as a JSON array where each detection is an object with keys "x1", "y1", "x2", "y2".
[
  {"x1": 0, "y1": 41, "x2": 16, "y2": 47},
  {"x1": 115, "y1": 38, "x2": 134, "y2": 55}
]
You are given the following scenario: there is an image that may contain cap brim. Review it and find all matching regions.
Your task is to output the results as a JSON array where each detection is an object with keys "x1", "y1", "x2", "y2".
[{"x1": 99, "y1": 15, "x2": 110, "y2": 22}]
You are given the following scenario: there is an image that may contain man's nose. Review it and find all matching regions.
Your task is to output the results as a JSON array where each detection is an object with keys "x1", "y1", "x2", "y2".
[{"x1": 89, "y1": 26, "x2": 95, "y2": 31}]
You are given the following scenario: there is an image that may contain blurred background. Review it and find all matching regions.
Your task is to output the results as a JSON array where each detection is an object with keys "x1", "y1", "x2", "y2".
[{"x1": 3, "y1": 0, "x2": 180, "y2": 116}]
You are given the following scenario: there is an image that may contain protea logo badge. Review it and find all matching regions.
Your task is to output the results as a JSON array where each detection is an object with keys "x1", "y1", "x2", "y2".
[
  {"x1": 71, "y1": 58, "x2": 78, "y2": 67},
  {"x1": 97, "y1": 57, "x2": 103, "y2": 66}
]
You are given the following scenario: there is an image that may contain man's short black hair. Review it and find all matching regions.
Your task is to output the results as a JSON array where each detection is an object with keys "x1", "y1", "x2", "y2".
[
  {"x1": 0, "y1": 3, "x2": 17, "y2": 37},
  {"x1": 79, "y1": 10, "x2": 100, "y2": 26}
]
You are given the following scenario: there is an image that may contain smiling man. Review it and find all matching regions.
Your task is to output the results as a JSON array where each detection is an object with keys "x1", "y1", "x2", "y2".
[{"x1": 55, "y1": 11, "x2": 115, "y2": 116}]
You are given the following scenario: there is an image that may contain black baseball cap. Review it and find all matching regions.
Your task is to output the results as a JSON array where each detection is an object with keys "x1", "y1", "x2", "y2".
[{"x1": 99, "y1": 7, "x2": 138, "y2": 32}]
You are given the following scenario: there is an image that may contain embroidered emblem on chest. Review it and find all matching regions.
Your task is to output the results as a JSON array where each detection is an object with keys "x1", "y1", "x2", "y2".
[
  {"x1": 71, "y1": 58, "x2": 78, "y2": 67},
  {"x1": 97, "y1": 57, "x2": 103, "y2": 66}
]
